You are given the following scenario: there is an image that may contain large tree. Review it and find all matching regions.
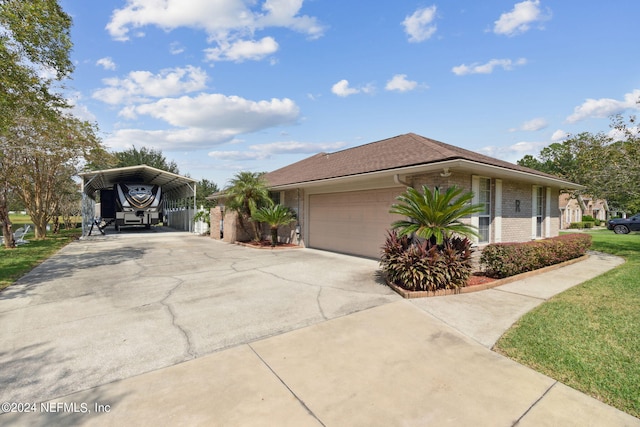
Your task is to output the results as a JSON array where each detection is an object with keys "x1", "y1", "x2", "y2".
[
  {"x1": 196, "y1": 178, "x2": 220, "y2": 209},
  {"x1": 114, "y1": 146, "x2": 180, "y2": 174},
  {"x1": 2, "y1": 111, "x2": 107, "y2": 240},
  {"x1": 517, "y1": 115, "x2": 640, "y2": 213},
  {"x1": 0, "y1": 0, "x2": 75, "y2": 247}
]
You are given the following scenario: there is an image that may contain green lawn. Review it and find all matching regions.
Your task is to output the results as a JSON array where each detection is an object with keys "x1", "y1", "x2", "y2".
[
  {"x1": 495, "y1": 230, "x2": 640, "y2": 418},
  {"x1": 0, "y1": 219, "x2": 81, "y2": 291}
]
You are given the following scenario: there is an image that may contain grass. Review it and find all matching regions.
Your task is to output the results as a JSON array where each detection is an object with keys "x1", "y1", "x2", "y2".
[
  {"x1": 0, "y1": 218, "x2": 81, "y2": 291},
  {"x1": 494, "y1": 230, "x2": 640, "y2": 418}
]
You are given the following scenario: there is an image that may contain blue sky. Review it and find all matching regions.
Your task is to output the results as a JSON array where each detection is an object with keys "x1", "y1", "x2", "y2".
[{"x1": 61, "y1": 0, "x2": 640, "y2": 187}]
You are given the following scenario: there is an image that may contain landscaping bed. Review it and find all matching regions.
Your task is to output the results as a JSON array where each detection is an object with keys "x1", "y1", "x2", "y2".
[
  {"x1": 235, "y1": 240, "x2": 300, "y2": 249},
  {"x1": 383, "y1": 233, "x2": 593, "y2": 298}
]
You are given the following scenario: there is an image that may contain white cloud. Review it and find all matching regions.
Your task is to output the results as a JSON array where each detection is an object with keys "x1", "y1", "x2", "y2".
[
  {"x1": 566, "y1": 89, "x2": 640, "y2": 123},
  {"x1": 331, "y1": 79, "x2": 374, "y2": 97},
  {"x1": 257, "y1": 0, "x2": 325, "y2": 39},
  {"x1": 452, "y1": 58, "x2": 527, "y2": 75},
  {"x1": 551, "y1": 129, "x2": 568, "y2": 141},
  {"x1": 169, "y1": 42, "x2": 185, "y2": 55},
  {"x1": 106, "y1": 0, "x2": 325, "y2": 43},
  {"x1": 385, "y1": 74, "x2": 418, "y2": 92},
  {"x1": 104, "y1": 94, "x2": 300, "y2": 151},
  {"x1": 493, "y1": 0, "x2": 551, "y2": 36},
  {"x1": 92, "y1": 65, "x2": 208, "y2": 105},
  {"x1": 402, "y1": 5, "x2": 437, "y2": 42},
  {"x1": 204, "y1": 36, "x2": 279, "y2": 62},
  {"x1": 96, "y1": 57, "x2": 116, "y2": 70},
  {"x1": 133, "y1": 94, "x2": 298, "y2": 129},
  {"x1": 331, "y1": 79, "x2": 359, "y2": 97},
  {"x1": 208, "y1": 140, "x2": 346, "y2": 160},
  {"x1": 478, "y1": 140, "x2": 547, "y2": 163},
  {"x1": 104, "y1": 128, "x2": 225, "y2": 151},
  {"x1": 65, "y1": 91, "x2": 97, "y2": 122},
  {"x1": 521, "y1": 117, "x2": 548, "y2": 131}
]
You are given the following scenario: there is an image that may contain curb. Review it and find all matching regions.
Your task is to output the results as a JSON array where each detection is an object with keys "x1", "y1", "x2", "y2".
[{"x1": 387, "y1": 254, "x2": 590, "y2": 299}]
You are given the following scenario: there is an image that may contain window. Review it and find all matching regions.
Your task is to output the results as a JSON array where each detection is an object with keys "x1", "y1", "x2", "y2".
[
  {"x1": 478, "y1": 178, "x2": 491, "y2": 243},
  {"x1": 269, "y1": 191, "x2": 282, "y2": 205},
  {"x1": 536, "y1": 186, "x2": 544, "y2": 238}
]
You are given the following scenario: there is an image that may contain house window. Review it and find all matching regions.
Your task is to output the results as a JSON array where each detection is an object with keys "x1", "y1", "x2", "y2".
[
  {"x1": 536, "y1": 186, "x2": 544, "y2": 238},
  {"x1": 269, "y1": 191, "x2": 282, "y2": 205},
  {"x1": 478, "y1": 178, "x2": 491, "y2": 243}
]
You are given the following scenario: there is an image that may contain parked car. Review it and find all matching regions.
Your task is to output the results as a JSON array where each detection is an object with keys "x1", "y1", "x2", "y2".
[{"x1": 607, "y1": 213, "x2": 640, "y2": 234}]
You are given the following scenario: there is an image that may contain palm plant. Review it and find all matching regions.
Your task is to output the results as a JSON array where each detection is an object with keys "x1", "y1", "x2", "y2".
[
  {"x1": 224, "y1": 171, "x2": 272, "y2": 241},
  {"x1": 389, "y1": 185, "x2": 484, "y2": 245},
  {"x1": 251, "y1": 204, "x2": 296, "y2": 247}
]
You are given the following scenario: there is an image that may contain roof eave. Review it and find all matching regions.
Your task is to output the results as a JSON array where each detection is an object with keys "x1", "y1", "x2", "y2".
[{"x1": 268, "y1": 159, "x2": 584, "y2": 190}]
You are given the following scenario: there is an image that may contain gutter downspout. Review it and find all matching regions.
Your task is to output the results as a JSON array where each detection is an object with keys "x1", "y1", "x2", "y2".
[{"x1": 394, "y1": 174, "x2": 411, "y2": 187}]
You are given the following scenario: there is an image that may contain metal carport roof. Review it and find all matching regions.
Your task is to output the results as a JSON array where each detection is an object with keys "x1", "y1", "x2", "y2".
[{"x1": 79, "y1": 165, "x2": 197, "y2": 200}]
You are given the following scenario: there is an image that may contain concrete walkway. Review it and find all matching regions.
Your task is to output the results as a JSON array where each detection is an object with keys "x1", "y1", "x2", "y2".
[{"x1": 0, "y1": 232, "x2": 637, "y2": 426}]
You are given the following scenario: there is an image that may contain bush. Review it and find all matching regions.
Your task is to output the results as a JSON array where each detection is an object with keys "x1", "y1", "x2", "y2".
[
  {"x1": 569, "y1": 221, "x2": 595, "y2": 229},
  {"x1": 582, "y1": 215, "x2": 595, "y2": 222},
  {"x1": 480, "y1": 234, "x2": 592, "y2": 279},
  {"x1": 380, "y1": 230, "x2": 473, "y2": 291}
]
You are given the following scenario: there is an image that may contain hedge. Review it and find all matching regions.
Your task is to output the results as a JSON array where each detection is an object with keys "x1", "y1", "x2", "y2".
[
  {"x1": 569, "y1": 221, "x2": 595, "y2": 229},
  {"x1": 480, "y1": 233, "x2": 592, "y2": 279}
]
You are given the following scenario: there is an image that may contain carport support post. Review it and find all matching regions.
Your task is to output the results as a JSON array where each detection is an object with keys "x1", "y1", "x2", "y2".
[
  {"x1": 192, "y1": 184, "x2": 196, "y2": 233},
  {"x1": 80, "y1": 175, "x2": 98, "y2": 238}
]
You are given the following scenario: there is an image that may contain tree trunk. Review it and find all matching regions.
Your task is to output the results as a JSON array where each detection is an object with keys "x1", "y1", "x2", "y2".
[
  {"x1": 270, "y1": 226, "x2": 278, "y2": 247},
  {"x1": 31, "y1": 211, "x2": 48, "y2": 239},
  {"x1": 0, "y1": 202, "x2": 16, "y2": 249}
]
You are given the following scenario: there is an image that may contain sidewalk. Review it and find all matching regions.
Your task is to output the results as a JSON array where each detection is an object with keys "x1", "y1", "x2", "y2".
[{"x1": 2, "y1": 252, "x2": 637, "y2": 426}]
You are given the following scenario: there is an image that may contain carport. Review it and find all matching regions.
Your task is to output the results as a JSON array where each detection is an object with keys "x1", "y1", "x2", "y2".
[{"x1": 79, "y1": 165, "x2": 197, "y2": 236}]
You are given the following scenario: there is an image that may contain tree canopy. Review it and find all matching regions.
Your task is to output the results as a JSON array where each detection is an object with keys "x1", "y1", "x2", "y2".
[
  {"x1": 114, "y1": 146, "x2": 180, "y2": 174},
  {"x1": 517, "y1": 115, "x2": 640, "y2": 213},
  {"x1": 1, "y1": 0, "x2": 111, "y2": 246}
]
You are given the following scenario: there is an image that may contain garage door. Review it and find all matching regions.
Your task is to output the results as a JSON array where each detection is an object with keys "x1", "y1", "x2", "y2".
[{"x1": 309, "y1": 188, "x2": 402, "y2": 258}]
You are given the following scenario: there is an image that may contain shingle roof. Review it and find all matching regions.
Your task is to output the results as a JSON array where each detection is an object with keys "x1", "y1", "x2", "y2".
[{"x1": 264, "y1": 133, "x2": 562, "y2": 187}]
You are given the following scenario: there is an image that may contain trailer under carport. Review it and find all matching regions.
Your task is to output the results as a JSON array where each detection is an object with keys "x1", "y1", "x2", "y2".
[{"x1": 79, "y1": 165, "x2": 197, "y2": 236}]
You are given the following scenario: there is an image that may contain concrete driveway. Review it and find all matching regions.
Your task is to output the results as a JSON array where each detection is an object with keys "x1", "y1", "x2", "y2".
[
  {"x1": 1, "y1": 230, "x2": 637, "y2": 426},
  {"x1": 0, "y1": 229, "x2": 398, "y2": 404}
]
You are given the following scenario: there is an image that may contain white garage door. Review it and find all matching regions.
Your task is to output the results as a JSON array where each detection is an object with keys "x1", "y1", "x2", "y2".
[{"x1": 309, "y1": 188, "x2": 402, "y2": 258}]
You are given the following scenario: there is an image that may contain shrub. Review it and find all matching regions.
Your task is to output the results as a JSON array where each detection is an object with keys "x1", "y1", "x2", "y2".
[
  {"x1": 583, "y1": 221, "x2": 594, "y2": 229},
  {"x1": 569, "y1": 222, "x2": 583, "y2": 229},
  {"x1": 582, "y1": 215, "x2": 595, "y2": 222},
  {"x1": 380, "y1": 230, "x2": 473, "y2": 291},
  {"x1": 480, "y1": 234, "x2": 592, "y2": 279}
]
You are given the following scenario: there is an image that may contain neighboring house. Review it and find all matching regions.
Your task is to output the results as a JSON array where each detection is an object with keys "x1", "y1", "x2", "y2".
[
  {"x1": 559, "y1": 194, "x2": 609, "y2": 229},
  {"x1": 215, "y1": 133, "x2": 583, "y2": 258},
  {"x1": 583, "y1": 196, "x2": 609, "y2": 221}
]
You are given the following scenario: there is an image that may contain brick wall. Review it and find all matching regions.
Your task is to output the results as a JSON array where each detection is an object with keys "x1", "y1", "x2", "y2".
[{"x1": 501, "y1": 180, "x2": 533, "y2": 241}]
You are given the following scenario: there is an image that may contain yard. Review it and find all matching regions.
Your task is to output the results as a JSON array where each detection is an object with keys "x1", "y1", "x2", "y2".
[
  {"x1": 0, "y1": 214, "x2": 81, "y2": 291},
  {"x1": 495, "y1": 230, "x2": 640, "y2": 418}
]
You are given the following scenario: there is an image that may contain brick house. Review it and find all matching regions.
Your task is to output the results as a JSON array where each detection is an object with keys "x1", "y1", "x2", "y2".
[
  {"x1": 559, "y1": 193, "x2": 609, "y2": 229},
  {"x1": 213, "y1": 133, "x2": 582, "y2": 258}
]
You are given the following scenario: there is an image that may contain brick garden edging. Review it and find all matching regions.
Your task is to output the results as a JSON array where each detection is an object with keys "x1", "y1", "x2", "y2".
[
  {"x1": 387, "y1": 254, "x2": 590, "y2": 299},
  {"x1": 234, "y1": 241, "x2": 302, "y2": 250}
]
